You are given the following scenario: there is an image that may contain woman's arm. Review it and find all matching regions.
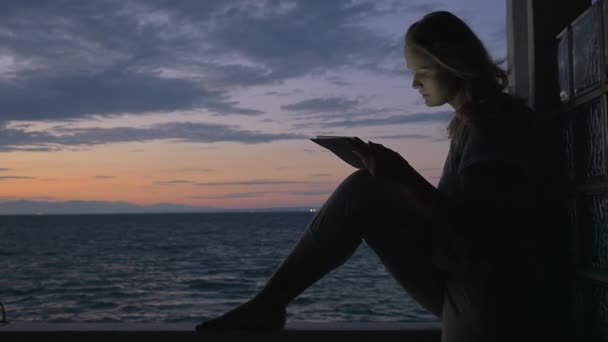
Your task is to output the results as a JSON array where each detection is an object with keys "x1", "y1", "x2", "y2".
[
  {"x1": 396, "y1": 160, "x2": 528, "y2": 263},
  {"x1": 352, "y1": 140, "x2": 529, "y2": 265}
]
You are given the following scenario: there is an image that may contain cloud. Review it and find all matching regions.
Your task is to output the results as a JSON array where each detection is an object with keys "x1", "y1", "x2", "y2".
[
  {"x1": 189, "y1": 188, "x2": 332, "y2": 199},
  {"x1": 311, "y1": 173, "x2": 331, "y2": 177},
  {"x1": 0, "y1": 0, "x2": 407, "y2": 123},
  {"x1": 282, "y1": 96, "x2": 400, "y2": 126},
  {"x1": 263, "y1": 90, "x2": 303, "y2": 97},
  {"x1": 369, "y1": 133, "x2": 431, "y2": 140},
  {"x1": 0, "y1": 1, "x2": 505, "y2": 155},
  {"x1": 176, "y1": 167, "x2": 214, "y2": 173},
  {"x1": 491, "y1": 27, "x2": 507, "y2": 45},
  {"x1": 281, "y1": 97, "x2": 397, "y2": 121},
  {"x1": 396, "y1": 2, "x2": 444, "y2": 15},
  {"x1": 327, "y1": 76, "x2": 351, "y2": 86},
  {"x1": 0, "y1": 168, "x2": 11, "y2": 171},
  {"x1": 194, "y1": 179, "x2": 317, "y2": 186},
  {"x1": 324, "y1": 110, "x2": 452, "y2": 128},
  {"x1": 200, "y1": 1, "x2": 400, "y2": 80},
  {"x1": 0, "y1": 176, "x2": 34, "y2": 180},
  {"x1": 0, "y1": 70, "x2": 262, "y2": 121},
  {"x1": 95, "y1": 175, "x2": 115, "y2": 179},
  {"x1": 190, "y1": 191, "x2": 270, "y2": 199},
  {"x1": 157, "y1": 180, "x2": 194, "y2": 185},
  {"x1": 430, "y1": 136, "x2": 450, "y2": 142},
  {"x1": 418, "y1": 167, "x2": 442, "y2": 172},
  {"x1": 291, "y1": 110, "x2": 453, "y2": 130},
  {"x1": 0, "y1": 121, "x2": 309, "y2": 151},
  {"x1": 281, "y1": 97, "x2": 361, "y2": 113},
  {"x1": 289, "y1": 190, "x2": 332, "y2": 196}
]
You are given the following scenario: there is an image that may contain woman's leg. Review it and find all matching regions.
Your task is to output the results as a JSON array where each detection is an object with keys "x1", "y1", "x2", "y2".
[
  {"x1": 196, "y1": 169, "x2": 445, "y2": 331},
  {"x1": 307, "y1": 168, "x2": 445, "y2": 317}
]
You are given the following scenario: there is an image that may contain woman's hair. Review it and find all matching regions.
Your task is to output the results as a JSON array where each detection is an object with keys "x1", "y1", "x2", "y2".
[{"x1": 405, "y1": 11, "x2": 528, "y2": 140}]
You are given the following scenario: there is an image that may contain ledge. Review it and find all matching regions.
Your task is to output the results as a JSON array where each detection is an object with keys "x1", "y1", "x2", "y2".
[{"x1": 0, "y1": 322, "x2": 442, "y2": 341}]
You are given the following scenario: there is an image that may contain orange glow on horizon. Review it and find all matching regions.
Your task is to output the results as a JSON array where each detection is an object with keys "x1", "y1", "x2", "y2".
[{"x1": 0, "y1": 133, "x2": 447, "y2": 209}]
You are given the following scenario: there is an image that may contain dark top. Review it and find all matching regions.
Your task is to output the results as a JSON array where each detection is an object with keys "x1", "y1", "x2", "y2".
[
  {"x1": 433, "y1": 100, "x2": 575, "y2": 341},
  {"x1": 434, "y1": 101, "x2": 557, "y2": 271}
]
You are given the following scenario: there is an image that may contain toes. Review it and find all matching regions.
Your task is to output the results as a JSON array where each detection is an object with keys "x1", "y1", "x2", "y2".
[
  {"x1": 195, "y1": 320, "x2": 213, "y2": 332},
  {"x1": 195, "y1": 318, "x2": 225, "y2": 332},
  {"x1": 195, "y1": 301, "x2": 286, "y2": 333}
]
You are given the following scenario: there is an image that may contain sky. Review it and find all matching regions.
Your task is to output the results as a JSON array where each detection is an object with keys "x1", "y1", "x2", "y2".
[{"x1": 0, "y1": 0, "x2": 507, "y2": 210}]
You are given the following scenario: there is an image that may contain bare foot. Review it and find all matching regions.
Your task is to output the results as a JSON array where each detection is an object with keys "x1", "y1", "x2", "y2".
[{"x1": 195, "y1": 297, "x2": 287, "y2": 332}]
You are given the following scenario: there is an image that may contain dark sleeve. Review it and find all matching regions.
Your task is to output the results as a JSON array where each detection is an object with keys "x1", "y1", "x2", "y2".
[
  {"x1": 431, "y1": 160, "x2": 534, "y2": 275},
  {"x1": 450, "y1": 125, "x2": 537, "y2": 271},
  {"x1": 458, "y1": 124, "x2": 529, "y2": 179}
]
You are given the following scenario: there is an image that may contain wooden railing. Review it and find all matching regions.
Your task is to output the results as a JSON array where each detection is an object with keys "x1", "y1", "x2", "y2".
[{"x1": 0, "y1": 322, "x2": 442, "y2": 342}]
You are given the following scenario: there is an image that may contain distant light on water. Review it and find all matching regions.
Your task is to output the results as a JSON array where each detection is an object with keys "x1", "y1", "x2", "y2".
[{"x1": 309, "y1": 208, "x2": 317, "y2": 213}]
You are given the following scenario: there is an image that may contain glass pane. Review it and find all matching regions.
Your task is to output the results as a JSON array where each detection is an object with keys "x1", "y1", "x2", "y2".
[
  {"x1": 604, "y1": 0, "x2": 608, "y2": 64},
  {"x1": 574, "y1": 282, "x2": 585, "y2": 331},
  {"x1": 563, "y1": 111, "x2": 576, "y2": 182},
  {"x1": 557, "y1": 29, "x2": 571, "y2": 102},
  {"x1": 572, "y1": 3, "x2": 601, "y2": 95},
  {"x1": 575, "y1": 97, "x2": 606, "y2": 180},
  {"x1": 566, "y1": 197, "x2": 579, "y2": 265},
  {"x1": 580, "y1": 193, "x2": 608, "y2": 273},
  {"x1": 581, "y1": 280, "x2": 608, "y2": 340}
]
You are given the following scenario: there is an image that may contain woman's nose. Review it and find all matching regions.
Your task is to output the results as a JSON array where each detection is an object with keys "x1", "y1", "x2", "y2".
[{"x1": 411, "y1": 76, "x2": 421, "y2": 89}]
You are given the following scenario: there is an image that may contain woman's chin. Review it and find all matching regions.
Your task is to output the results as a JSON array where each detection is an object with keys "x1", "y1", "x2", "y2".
[
  {"x1": 423, "y1": 98, "x2": 446, "y2": 107},
  {"x1": 423, "y1": 98, "x2": 436, "y2": 106}
]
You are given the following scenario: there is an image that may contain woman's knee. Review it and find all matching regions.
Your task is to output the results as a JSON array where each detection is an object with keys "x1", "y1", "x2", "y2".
[
  {"x1": 337, "y1": 169, "x2": 378, "y2": 195},
  {"x1": 324, "y1": 169, "x2": 420, "y2": 225},
  {"x1": 319, "y1": 169, "x2": 374, "y2": 214},
  {"x1": 344, "y1": 168, "x2": 375, "y2": 184},
  {"x1": 339, "y1": 169, "x2": 411, "y2": 209}
]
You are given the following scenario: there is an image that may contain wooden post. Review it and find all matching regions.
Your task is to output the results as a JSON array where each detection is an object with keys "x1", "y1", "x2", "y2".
[{"x1": 506, "y1": 0, "x2": 591, "y2": 112}]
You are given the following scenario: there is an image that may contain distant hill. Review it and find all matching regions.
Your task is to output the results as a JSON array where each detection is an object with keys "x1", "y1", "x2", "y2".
[{"x1": 0, "y1": 200, "x2": 317, "y2": 215}]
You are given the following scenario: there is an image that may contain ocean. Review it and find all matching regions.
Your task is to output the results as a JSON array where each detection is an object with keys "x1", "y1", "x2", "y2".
[{"x1": 0, "y1": 212, "x2": 439, "y2": 325}]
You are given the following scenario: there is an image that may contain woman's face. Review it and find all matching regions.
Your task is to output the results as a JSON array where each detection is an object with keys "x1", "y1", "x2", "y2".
[{"x1": 404, "y1": 45, "x2": 459, "y2": 107}]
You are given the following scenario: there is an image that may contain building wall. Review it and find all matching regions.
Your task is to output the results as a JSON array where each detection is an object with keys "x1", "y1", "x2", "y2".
[{"x1": 509, "y1": 0, "x2": 608, "y2": 340}]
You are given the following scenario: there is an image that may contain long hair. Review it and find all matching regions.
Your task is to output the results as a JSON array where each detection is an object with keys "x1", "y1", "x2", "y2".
[{"x1": 405, "y1": 11, "x2": 528, "y2": 140}]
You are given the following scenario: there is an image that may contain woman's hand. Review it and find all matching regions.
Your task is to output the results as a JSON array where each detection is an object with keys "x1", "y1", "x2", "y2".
[{"x1": 352, "y1": 141, "x2": 413, "y2": 184}]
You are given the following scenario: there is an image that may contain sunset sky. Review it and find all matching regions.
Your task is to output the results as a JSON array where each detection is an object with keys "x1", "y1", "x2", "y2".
[{"x1": 0, "y1": 0, "x2": 507, "y2": 210}]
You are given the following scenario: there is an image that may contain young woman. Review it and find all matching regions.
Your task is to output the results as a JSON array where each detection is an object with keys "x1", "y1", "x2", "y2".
[{"x1": 196, "y1": 11, "x2": 575, "y2": 342}]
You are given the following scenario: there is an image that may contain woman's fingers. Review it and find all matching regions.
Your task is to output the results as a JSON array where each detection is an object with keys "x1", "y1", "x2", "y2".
[
  {"x1": 368, "y1": 141, "x2": 386, "y2": 150},
  {"x1": 352, "y1": 148, "x2": 374, "y2": 174},
  {"x1": 352, "y1": 149, "x2": 367, "y2": 165},
  {"x1": 353, "y1": 140, "x2": 404, "y2": 178}
]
